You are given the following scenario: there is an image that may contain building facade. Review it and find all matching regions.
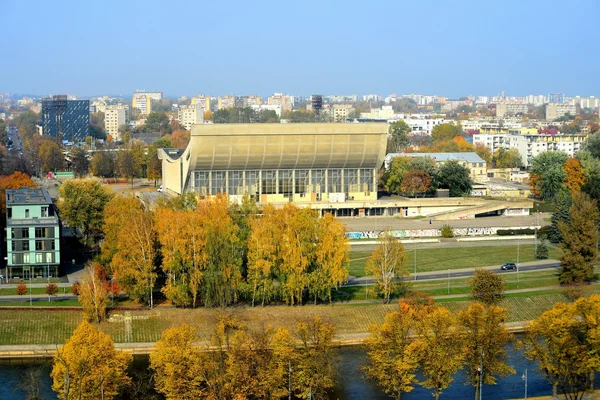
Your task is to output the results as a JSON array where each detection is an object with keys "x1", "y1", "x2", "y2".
[
  {"x1": 41, "y1": 96, "x2": 90, "y2": 142},
  {"x1": 191, "y1": 95, "x2": 212, "y2": 111},
  {"x1": 6, "y1": 188, "x2": 60, "y2": 279},
  {"x1": 177, "y1": 103, "x2": 204, "y2": 130},
  {"x1": 332, "y1": 104, "x2": 354, "y2": 122},
  {"x1": 496, "y1": 102, "x2": 528, "y2": 117},
  {"x1": 158, "y1": 123, "x2": 387, "y2": 208},
  {"x1": 104, "y1": 105, "x2": 128, "y2": 140},
  {"x1": 546, "y1": 103, "x2": 577, "y2": 120},
  {"x1": 132, "y1": 93, "x2": 153, "y2": 115}
]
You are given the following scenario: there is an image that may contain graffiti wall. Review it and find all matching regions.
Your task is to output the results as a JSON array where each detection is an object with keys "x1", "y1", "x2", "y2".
[{"x1": 346, "y1": 226, "x2": 539, "y2": 240}]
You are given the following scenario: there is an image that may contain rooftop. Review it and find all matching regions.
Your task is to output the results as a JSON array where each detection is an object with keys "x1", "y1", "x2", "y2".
[
  {"x1": 6, "y1": 187, "x2": 52, "y2": 206},
  {"x1": 388, "y1": 152, "x2": 486, "y2": 164}
]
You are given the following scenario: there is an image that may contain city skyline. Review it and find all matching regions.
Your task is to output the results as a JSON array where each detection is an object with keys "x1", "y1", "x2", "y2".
[{"x1": 1, "y1": 0, "x2": 599, "y2": 97}]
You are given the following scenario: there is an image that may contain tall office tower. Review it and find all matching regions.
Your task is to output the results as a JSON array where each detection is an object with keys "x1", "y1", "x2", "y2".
[{"x1": 41, "y1": 95, "x2": 90, "y2": 142}]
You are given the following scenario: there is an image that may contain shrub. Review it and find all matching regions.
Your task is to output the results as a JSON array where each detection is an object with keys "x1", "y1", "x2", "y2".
[
  {"x1": 536, "y1": 225, "x2": 551, "y2": 239},
  {"x1": 535, "y1": 239, "x2": 549, "y2": 260},
  {"x1": 16, "y1": 283, "x2": 27, "y2": 296},
  {"x1": 496, "y1": 228, "x2": 535, "y2": 236},
  {"x1": 440, "y1": 224, "x2": 454, "y2": 238}
]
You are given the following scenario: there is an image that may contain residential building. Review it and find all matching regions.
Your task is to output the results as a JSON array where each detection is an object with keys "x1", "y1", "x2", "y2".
[
  {"x1": 133, "y1": 91, "x2": 162, "y2": 101},
  {"x1": 359, "y1": 106, "x2": 395, "y2": 120},
  {"x1": 397, "y1": 115, "x2": 445, "y2": 135},
  {"x1": 332, "y1": 104, "x2": 354, "y2": 122},
  {"x1": 473, "y1": 133, "x2": 586, "y2": 167},
  {"x1": 191, "y1": 95, "x2": 212, "y2": 112},
  {"x1": 250, "y1": 104, "x2": 282, "y2": 117},
  {"x1": 548, "y1": 93, "x2": 564, "y2": 103},
  {"x1": 362, "y1": 94, "x2": 382, "y2": 102},
  {"x1": 496, "y1": 102, "x2": 528, "y2": 117},
  {"x1": 105, "y1": 105, "x2": 128, "y2": 140},
  {"x1": 385, "y1": 152, "x2": 487, "y2": 182},
  {"x1": 41, "y1": 95, "x2": 90, "y2": 141},
  {"x1": 546, "y1": 103, "x2": 577, "y2": 120},
  {"x1": 267, "y1": 93, "x2": 293, "y2": 113},
  {"x1": 177, "y1": 103, "x2": 204, "y2": 130},
  {"x1": 217, "y1": 96, "x2": 236, "y2": 110},
  {"x1": 6, "y1": 188, "x2": 60, "y2": 279},
  {"x1": 158, "y1": 123, "x2": 387, "y2": 212}
]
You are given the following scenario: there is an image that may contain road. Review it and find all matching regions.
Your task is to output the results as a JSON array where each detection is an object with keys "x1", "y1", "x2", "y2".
[{"x1": 345, "y1": 260, "x2": 561, "y2": 286}]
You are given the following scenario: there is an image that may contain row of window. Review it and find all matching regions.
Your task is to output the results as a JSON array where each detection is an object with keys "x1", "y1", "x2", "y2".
[
  {"x1": 11, "y1": 240, "x2": 56, "y2": 252},
  {"x1": 11, "y1": 252, "x2": 55, "y2": 265},
  {"x1": 192, "y1": 169, "x2": 375, "y2": 197},
  {"x1": 10, "y1": 227, "x2": 55, "y2": 239},
  {"x1": 7, "y1": 206, "x2": 49, "y2": 219}
]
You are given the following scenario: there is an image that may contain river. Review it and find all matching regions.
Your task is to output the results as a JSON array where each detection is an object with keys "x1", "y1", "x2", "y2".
[{"x1": 0, "y1": 344, "x2": 554, "y2": 399}]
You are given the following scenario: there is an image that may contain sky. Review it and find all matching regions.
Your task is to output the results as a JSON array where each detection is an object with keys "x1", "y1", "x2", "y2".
[{"x1": 1, "y1": 0, "x2": 599, "y2": 98}]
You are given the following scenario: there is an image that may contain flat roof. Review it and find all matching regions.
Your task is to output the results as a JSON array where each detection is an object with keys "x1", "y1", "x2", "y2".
[
  {"x1": 6, "y1": 187, "x2": 52, "y2": 206},
  {"x1": 388, "y1": 152, "x2": 486, "y2": 163},
  {"x1": 190, "y1": 122, "x2": 388, "y2": 136}
]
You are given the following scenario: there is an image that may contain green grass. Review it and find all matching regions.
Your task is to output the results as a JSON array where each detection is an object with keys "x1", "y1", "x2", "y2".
[
  {"x1": 0, "y1": 287, "x2": 72, "y2": 296},
  {"x1": 347, "y1": 245, "x2": 562, "y2": 277}
]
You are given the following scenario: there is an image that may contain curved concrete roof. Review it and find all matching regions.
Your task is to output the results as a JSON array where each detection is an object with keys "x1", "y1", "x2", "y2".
[{"x1": 180, "y1": 123, "x2": 388, "y2": 170}]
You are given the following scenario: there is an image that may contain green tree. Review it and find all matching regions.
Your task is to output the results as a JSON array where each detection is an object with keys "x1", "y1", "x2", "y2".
[
  {"x1": 388, "y1": 120, "x2": 411, "y2": 153},
  {"x1": 536, "y1": 238, "x2": 549, "y2": 259},
  {"x1": 144, "y1": 112, "x2": 171, "y2": 134},
  {"x1": 57, "y1": 179, "x2": 114, "y2": 246},
  {"x1": 492, "y1": 148, "x2": 523, "y2": 168},
  {"x1": 558, "y1": 191, "x2": 599, "y2": 284},
  {"x1": 90, "y1": 152, "x2": 116, "y2": 178},
  {"x1": 153, "y1": 136, "x2": 172, "y2": 148},
  {"x1": 365, "y1": 232, "x2": 407, "y2": 303},
  {"x1": 38, "y1": 140, "x2": 65, "y2": 173},
  {"x1": 117, "y1": 149, "x2": 141, "y2": 187},
  {"x1": 577, "y1": 150, "x2": 600, "y2": 201},
  {"x1": 146, "y1": 145, "x2": 162, "y2": 186},
  {"x1": 530, "y1": 151, "x2": 569, "y2": 200},
  {"x1": 385, "y1": 156, "x2": 413, "y2": 195},
  {"x1": 458, "y1": 303, "x2": 515, "y2": 400},
  {"x1": 70, "y1": 147, "x2": 89, "y2": 177},
  {"x1": 431, "y1": 123, "x2": 462, "y2": 143},
  {"x1": 548, "y1": 189, "x2": 572, "y2": 243},
  {"x1": 468, "y1": 268, "x2": 505, "y2": 304},
  {"x1": 584, "y1": 131, "x2": 600, "y2": 159},
  {"x1": 437, "y1": 160, "x2": 472, "y2": 197},
  {"x1": 409, "y1": 156, "x2": 439, "y2": 191}
]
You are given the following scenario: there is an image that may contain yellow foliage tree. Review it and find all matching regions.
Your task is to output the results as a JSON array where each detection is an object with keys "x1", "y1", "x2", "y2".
[
  {"x1": 563, "y1": 157, "x2": 585, "y2": 193},
  {"x1": 365, "y1": 231, "x2": 408, "y2": 303},
  {"x1": 51, "y1": 321, "x2": 131, "y2": 400},
  {"x1": 101, "y1": 195, "x2": 143, "y2": 266},
  {"x1": 77, "y1": 262, "x2": 109, "y2": 323}
]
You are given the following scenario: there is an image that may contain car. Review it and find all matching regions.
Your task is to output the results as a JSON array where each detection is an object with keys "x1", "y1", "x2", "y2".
[
  {"x1": 157, "y1": 185, "x2": 163, "y2": 192},
  {"x1": 500, "y1": 262, "x2": 516, "y2": 270}
]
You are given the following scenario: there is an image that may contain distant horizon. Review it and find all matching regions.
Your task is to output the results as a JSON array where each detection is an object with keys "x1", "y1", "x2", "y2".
[{"x1": 1, "y1": 0, "x2": 599, "y2": 97}]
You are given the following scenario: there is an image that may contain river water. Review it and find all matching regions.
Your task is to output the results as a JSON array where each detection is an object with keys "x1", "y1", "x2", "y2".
[{"x1": 0, "y1": 345, "x2": 553, "y2": 399}]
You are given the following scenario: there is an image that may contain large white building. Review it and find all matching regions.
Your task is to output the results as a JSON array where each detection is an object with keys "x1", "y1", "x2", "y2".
[
  {"x1": 132, "y1": 91, "x2": 162, "y2": 115},
  {"x1": 177, "y1": 104, "x2": 204, "y2": 130},
  {"x1": 546, "y1": 103, "x2": 577, "y2": 120},
  {"x1": 105, "y1": 105, "x2": 128, "y2": 141},
  {"x1": 474, "y1": 133, "x2": 587, "y2": 167}
]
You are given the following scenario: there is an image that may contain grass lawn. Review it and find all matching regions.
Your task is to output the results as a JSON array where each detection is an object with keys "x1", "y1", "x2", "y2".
[
  {"x1": 347, "y1": 245, "x2": 562, "y2": 277},
  {"x1": 0, "y1": 287, "x2": 72, "y2": 296}
]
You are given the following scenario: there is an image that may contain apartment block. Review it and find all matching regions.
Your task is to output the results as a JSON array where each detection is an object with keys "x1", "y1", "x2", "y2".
[
  {"x1": 332, "y1": 104, "x2": 354, "y2": 122},
  {"x1": 132, "y1": 93, "x2": 153, "y2": 115},
  {"x1": 6, "y1": 188, "x2": 60, "y2": 280},
  {"x1": 217, "y1": 96, "x2": 236, "y2": 110},
  {"x1": 177, "y1": 103, "x2": 204, "y2": 130},
  {"x1": 546, "y1": 103, "x2": 577, "y2": 120},
  {"x1": 191, "y1": 95, "x2": 212, "y2": 112},
  {"x1": 105, "y1": 105, "x2": 128, "y2": 140},
  {"x1": 496, "y1": 102, "x2": 528, "y2": 117}
]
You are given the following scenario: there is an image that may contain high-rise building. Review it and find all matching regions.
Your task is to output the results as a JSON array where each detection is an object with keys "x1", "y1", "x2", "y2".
[
  {"x1": 132, "y1": 93, "x2": 153, "y2": 115},
  {"x1": 546, "y1": 103, "x2": 576, "y2": 120},
  {"x1": 41, "y1": 95, "x2": 90, "y2": 142},
  {"x1": 191, "y1": 95, "x2": 211, "y2": 111},
  {"x1": 496, "y1": 102, "x2": 528, "y2": 117},
  {"x1": 177, "y1": 103, "x2": 204, "y2": 130},
  {"x1": 105, "y1": 105, "x2": 128, "y2": 141},
  {"x1": 548, "y1": 93, "x2": 564, "y2": 104}
]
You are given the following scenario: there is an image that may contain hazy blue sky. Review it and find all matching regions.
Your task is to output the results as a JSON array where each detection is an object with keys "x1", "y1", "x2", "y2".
[{"x1": 1, "y1": 0, "x2": 598, "y2": 98}]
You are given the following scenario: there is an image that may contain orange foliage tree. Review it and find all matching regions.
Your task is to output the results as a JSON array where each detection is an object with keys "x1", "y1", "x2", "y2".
[
  {"x1": 400, "y1": 169, "x2": 431, "y2": 197},
  {"x1": 169, "y1": 129, "x2": 191, "y2": 148},
  {"x1": 0, "y1": 171, "x2": 37, "y2": 212},
  {"x1": 563, "y1": 157, "x2": 584, "y2": 193}
]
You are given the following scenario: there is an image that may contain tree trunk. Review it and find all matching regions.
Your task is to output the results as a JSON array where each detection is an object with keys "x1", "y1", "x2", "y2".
[
  {"x1": 552, "y1": 383, "x2": 557, "y2": 398},
  {"x1": 475, "y1": 384, "x2": 479, "y2": 400},
  {"x1": 434, "y1": 388, "x2": 440, "y2": 400},
  {"x1": 590, "y1": 371, "x2": 595, "y2": 391}
]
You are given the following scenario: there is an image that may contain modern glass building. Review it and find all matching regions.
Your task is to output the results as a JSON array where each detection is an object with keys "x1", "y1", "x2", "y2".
[
  {"x1": 5, "y1": 188, "x2": 60, "y2": 279},
  {"x1": 158, "y1": 123, "x2": 388, "y2": 215},
  {"x1": 41, "y1": 96, "x2": 90, "y2": 141}
]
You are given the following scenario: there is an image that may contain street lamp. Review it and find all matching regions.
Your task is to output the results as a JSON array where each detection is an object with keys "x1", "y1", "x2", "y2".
[
  {"x1": 522, "y1": 369, "x2": 528, "y2": 399},
  {"x1": 414, "y1": 247, "x2": 417, "y2": 281},
  {"x1": 447, "y1": 269, "x2": 450, "y2": 295},
  {"x1": 517, "y1": 238, "x2": 520, "y2": 289}
]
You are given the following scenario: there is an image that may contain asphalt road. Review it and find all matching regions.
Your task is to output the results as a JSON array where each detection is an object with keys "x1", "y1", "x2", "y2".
[{"x1": 345, "y1": 260, "x2": 561, "y2": 286}]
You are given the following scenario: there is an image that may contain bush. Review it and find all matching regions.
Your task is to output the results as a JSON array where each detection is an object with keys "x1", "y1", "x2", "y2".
[
  {"x1": 16, "y1": 283, "x2": 27, "y2": 296},
  {"x1": 535, "y1": 239, "x2": 549, "y2": 260},
  {"x1": 496, "y1": 228, "x2": 535, "y2": 236},
  {"x1": 440, "y1": 224, "x2": 454, "y2": 238},
  {"x1": 536, "y1": 225, "x2": 550, "y2": 239}
]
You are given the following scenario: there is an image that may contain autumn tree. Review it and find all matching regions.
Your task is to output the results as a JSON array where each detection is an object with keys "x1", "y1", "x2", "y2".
[
  {"x1": 458, "y1": 302, "x2": 515, "y2": 400},
  {"x1": 0, "y1": 171, "x2": 37, "y2": 212},
  {"x1": 413, "y1": 305, "x2": 465, "y2": 400},
  {"x1": 111, "y1": 207, "x2": 157, "y2": 307},
  {"x1": 563, "y1": 157, "x2": 585, "y2": 193},
  {"x1": 100, "y1": 195, "x2": 143, "y2": 265},
  {"x1": 431, "y1": 123, "x2": 462, "y2": 143},
  {"x1": 366, "y1": 232, "x2": 408, "y2": 303},
  {"x1": 400, "y1": 169, "x2": 431, "y2": 197},
  {"x1": 523, "y1": 295, "x2": 600, "y2": 398},
  {"x1": 51, "y1": 320, "x2": 131, "y2": 400},
  {"x1": 58, "y1": 179, "x2": 114, "y2": 246},
  {"x1": 117, "y1": 147, "x2": 142, "y2": 187},
  {"x1": 45, "y1": 283, "x2": 58, "y2": 302},
  {"x1": 77, "y1": 262, "x2": 109, "y2": 323},
  {"x1": 150, "y1": 324, "x2": 207, "y2": 399},
  {"x1": 146, "y1": 145, "x2": 161, "y2": 186},
  {"x1": 384, "y1": 156, "x2": 413, "y2": 195},
  {"x1": 38, "y1": 139, "x2": 65, "y2": 173},
  {"x1": 468, "y1": 268, "x2": 505, "y2": 304},
  {"x1": 168, "y1": 129, "x2": 191, "y2": 148},
  {"x1": 558, "y1": 191, "x2": 599, "y2": 284},
  {"x1": 70, "y1": 147, "x2": 90, "y2": 177},
  {"x1": 492, "y1": 148, "x2": 523, "y2": 168},
  {"x1": 474, "y1": 143, "x2": 492, "y2": 164},
  {"x1": 16, "y1": 283, "x2": 27, "y2": 296},
  {"x1": 364, "y1": 303, "x2": 421, "y2": 399}
]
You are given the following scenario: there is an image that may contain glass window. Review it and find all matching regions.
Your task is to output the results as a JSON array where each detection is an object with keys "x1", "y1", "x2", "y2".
[
  {"x1": 359, "y1": 169, "x2": 374, "y2": 192},
  {"x1": 23, "y1": 241, "x2": 29, "y2": 251},
  {"x1": 210, "y1": 171, "x2": 226, "y2": 195},
  {"x1": 36, "y1": 241, "x2": 42, "y2": 251},
  {"x1": 36, "y1": 253, "x2": 43, "y2": 263},
  {"x1": 246, "y1": 171, "x2": 260, "y2": 197},
  {"x1": 25, "y1": 209, "x2": 29, "y2": 218},
  {"x1": 46, "y1": 253, "x2": 53, "y2": 263},
  {"x1": 262, "y1": 170, "x2": 277, "y2": 194},
  {"x1": 279, "y1": 170, "x2": 293, "y2": 198},
  {"x1": 22, "y1": 229, "x2": 29, "y2": 238},
  {"x1": 35, "y1": 228, "x2": 44, "y2": 238},
  {"x1": 7, "y1": 208, "x2": 11, "y2": 219},
  {"x1": 344, "y1": 169, "x2": 358, "y2": 193},
  {"x1": 228, "y1": 171, "x2": 243, "y2": 195},
  {"x1": 295, "y1": 170, "x2": 309, "y2": 195},
  {"x1": 194, "y1": 171, "x2": 209, "y2": 195},
  {"x1": 11, "y1": 241, "x2": 15, "y2": 251},
  {"x1": 328, "y1": 169, "x2": 342, "y2": 193},
  {"x1": 312, "y1": 169, "x2": 325, "y2": 194},
  {"x1": 23, "y1": 253, "x2": 30, "y2": 264},
  {"x1": 41, "y1": 206, "x2": 48, "y2": 217}
]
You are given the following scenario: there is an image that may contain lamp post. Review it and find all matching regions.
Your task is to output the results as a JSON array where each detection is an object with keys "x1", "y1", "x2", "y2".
[
  {"x1": 522, "y1": 369, "x2": 528, "y2": 399},
  {"x1": 517, "y1": 238, "x2": 520, "y2": 289},
  {"x1": 414, "y1": 248, "x2": 417, "y2": 281},
  {"x1": 448, "y1": 269, "x2": 450, "y2": 295}
]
